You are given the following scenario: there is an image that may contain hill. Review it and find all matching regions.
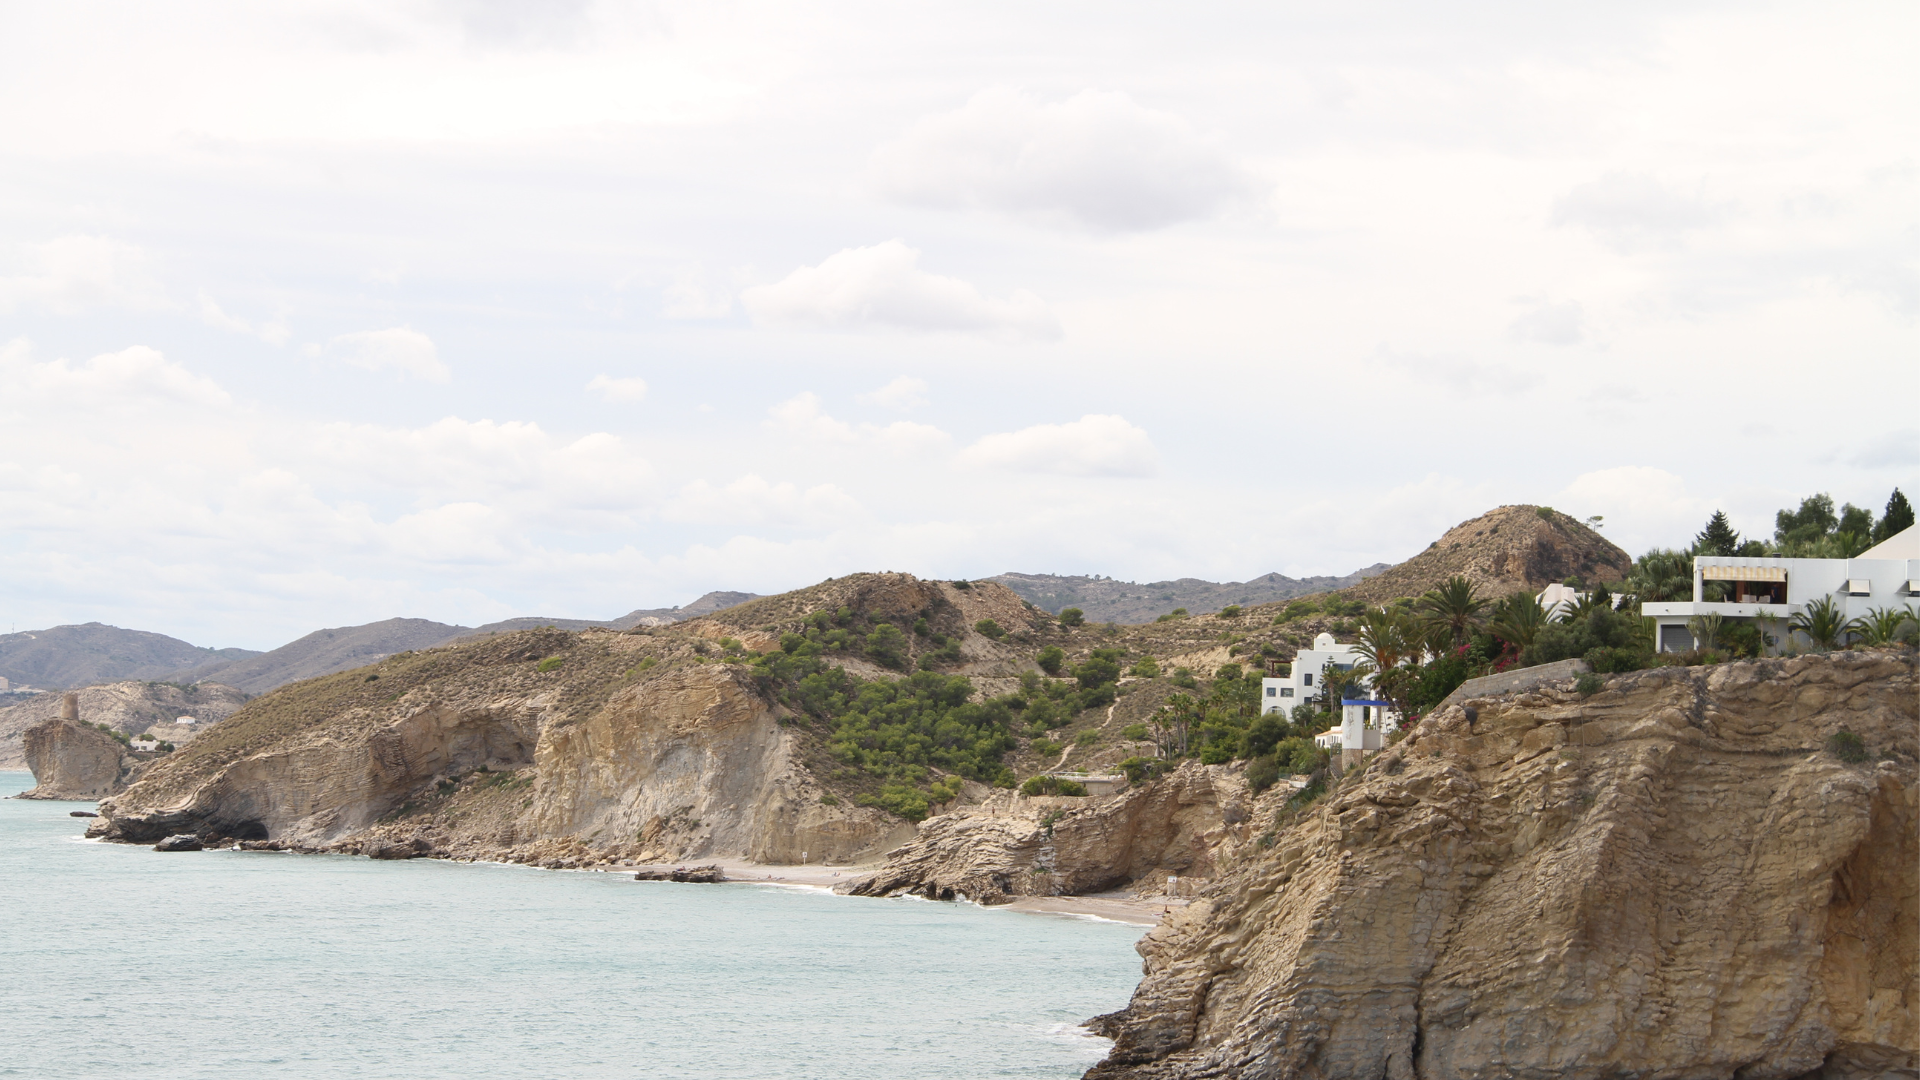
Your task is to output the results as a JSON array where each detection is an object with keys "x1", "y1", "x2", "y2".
[
  {"x1": 988, "y1": 567, "x2": 1389, "y2": 624},
  {"x1": 165, "y1": 591, "x2": 764, "y2": 694},
  {"x1": 1341, "y1": 504, "x2": 1632, "y2": 604},
  {"x1": 0, "y1": 623, "x2": 258, "y2": 691}
]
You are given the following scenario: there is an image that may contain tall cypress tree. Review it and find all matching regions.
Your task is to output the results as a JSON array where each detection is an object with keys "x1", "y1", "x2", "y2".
[
  {"x1": 1693, "y1": 510, "x2": 1740, "y2": 556},
  {"x1": 1877, "y1": 489, "x2": 1915, "y2": 543}
]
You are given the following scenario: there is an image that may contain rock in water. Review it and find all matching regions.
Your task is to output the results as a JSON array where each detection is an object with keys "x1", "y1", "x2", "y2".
[
  {"x1": 153, "y1": 835, "x2": 204, "y2": 852},
  {"x1": 69, "y1": 810, "x2": 98, "y2": 818},
  {"x1": 633, "y1": 865, "x2": 727, "y2": 883},
  {"x1": 1086, "y1": 649, "x2": 1918, "y2": 1080},
  {"x1": 18, "y1": 718, "x2": 133, "y2": 800}
]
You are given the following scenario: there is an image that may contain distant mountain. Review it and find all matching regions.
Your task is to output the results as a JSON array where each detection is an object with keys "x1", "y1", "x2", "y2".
[
  {"x1": 0, "y1": 623, "x2": 259, "y2": 692},
  {"x1": 168, "y1": 591, "x2": 765, "y2": 695},
  {"x1": 1342, "y1": 505, "x2": 1632, "y2": 603},
  {"x1": 987, "y1": 567, "x2": 1391, "y2": 624}
]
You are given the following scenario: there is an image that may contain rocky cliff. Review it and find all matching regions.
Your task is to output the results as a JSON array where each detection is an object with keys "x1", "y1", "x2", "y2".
[
  {"x1": 20, "y1": 716, "x2": 136, "y2": 800},
  {"x1": 1086, "y1": 649, "x2": 1917, "y2": 1080},
  {"x1": 87, "y1": 624, "x2": 914, "y2": 864},
  {"x1": 847, "y1": 763, "x2": 1248, "y2": 904}
]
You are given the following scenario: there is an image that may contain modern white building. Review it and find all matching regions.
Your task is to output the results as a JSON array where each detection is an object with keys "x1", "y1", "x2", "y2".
[
  {"x1": 1538, "y1": 582, "x2": 1583, "y2": 618},
  {"x1": 1260, "y1": 632, "x2": 1366, "y2": 715},
  {"x1": 1642, "y1": 526, "x2": 1919, "y2": 653}
]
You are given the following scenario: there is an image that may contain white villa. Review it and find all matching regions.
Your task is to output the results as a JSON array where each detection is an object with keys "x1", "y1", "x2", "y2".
[
  {"x1": 1260, "y1": 632, "x2": 1365, "y2": 715},
  {"x1": 1642, "y1": 526, "x2": 1919, "y2": 654}
]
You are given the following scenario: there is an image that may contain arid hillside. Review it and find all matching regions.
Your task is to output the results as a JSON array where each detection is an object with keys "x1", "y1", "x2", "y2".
[
  {"x1": 0, "y1": 680, "x2": 249, "y2": 769},
  {"x1": 989, "y1": 567, "x2": 1389, "y2": 624},
  {"x1": 1344, "y1": 504, "x2": 1632, "y2": 604}
]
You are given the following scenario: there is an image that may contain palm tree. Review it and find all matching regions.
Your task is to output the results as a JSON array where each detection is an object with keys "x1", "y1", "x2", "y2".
[
  {"x1": 1355, "y1": 608, "x2": 1415, "y2": 674},
  {"x1": 1489, "y1": 591, "x2": 1553, "y2": 653},
  {"x1": 1416, "y1": 576, "x2": 1489, "y2": 649},
  {"x1": 1792, "y1": 596, "x2": 1850, "y2": 651},
  {"x1": 1850, "y1": 606, "x2": 1918, "y2": 646},
  {"x1": 1686, "y1": 612, "x2": 1724, "y2": 653},
  {"x1": 1626, "y1": 549, "x2": 1694, "y2": 604}
]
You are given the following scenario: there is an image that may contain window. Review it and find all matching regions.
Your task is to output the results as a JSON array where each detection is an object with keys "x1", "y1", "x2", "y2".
[
  {"x1": 1281, "y1": 688, "x2": 1293, "y2": 697},
  {"x1": 1303, "y1": 673, "x2": 1313, "y2": 686},
  {"x1": 1265, "y1": 686, "x2": 1276, "y2": 697},
  {"x1": 1845, "y1": 579, "x2": 1871, "y2": 596}
]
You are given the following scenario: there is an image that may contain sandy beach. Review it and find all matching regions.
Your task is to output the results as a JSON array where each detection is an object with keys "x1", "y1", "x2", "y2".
[{"x1": 628, "y1": 858, "x2": 1183, "y2": 926}]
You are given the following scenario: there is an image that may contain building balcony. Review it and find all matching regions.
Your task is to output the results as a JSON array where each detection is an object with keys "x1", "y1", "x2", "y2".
[{"x1": 1642, "y1": 601, "x2": 1800, "y2": 619}]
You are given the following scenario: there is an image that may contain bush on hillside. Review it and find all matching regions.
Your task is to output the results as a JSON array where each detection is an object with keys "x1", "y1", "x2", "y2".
[
  {"x1": 1020, "y1": 775, "x2": 1088, "y2": 797},
  {"x1": 974, "y1": 619, "x2": 1006, "y2": 640},
  {"x1": 1245, "y1": 754, "x2": 1281, "y2": 794},
  {"x1": 1058, "y1": 607, "x2": 1085, "y2": 627},
  {"x1": 1036, "y1": 646, "x2": 1065, "y2": 675},
  {"x1": 866, "y1": 623, "x2": 909, "y2": 670}
]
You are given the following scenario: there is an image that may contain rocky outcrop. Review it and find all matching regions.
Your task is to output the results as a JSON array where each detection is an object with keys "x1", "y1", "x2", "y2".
[
  {"x1": 846, "y1": 763, "x2": 1248, "y2": 904},
  {"x1": 19, "y1": 713, "x2": 136, "y2": 800},
  {"x1": 89, "y1": 629, "x2": 911, "y2": 866},
  {"x1": 0, "y1": 680, "x2": 247, "y2": 768},
  {"x1": 1347, "y1": 504, "x2": 1632, "y2": 604},
  {"x1": 1086, "y1": 649, "x2": 1917, "y2": 1080}
]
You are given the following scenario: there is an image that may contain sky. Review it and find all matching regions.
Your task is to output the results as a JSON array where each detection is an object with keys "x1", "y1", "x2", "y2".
[{"x1": 0, "y1": 1, "x2": 1914, "y2": 650}]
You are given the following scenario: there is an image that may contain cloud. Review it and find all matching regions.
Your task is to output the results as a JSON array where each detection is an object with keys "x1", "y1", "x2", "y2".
[
  {"x1": 1553, "y1": 174, "x2": 1724, "y2": 252},
  {"x1": 664, "y1": 474, "x2": 862, "y2": 528},
  {"x1": 2, "y1": 340, "x2": 232, "y2": 410},
  {"x1": 1555, "y1": 466, "x2": 1712, "y2": 555},
  {"x1": 587, "y1": 374, "x2": 648, "y2": 402},
  {"x1": 1508, "y1": 298, "x2": 1584, "y2": 345},
  {"x1": 856, "y1": 376, "x2": 928, "y2": 411},
  {"x1": 740, "y1": 240, "x2": 1059, "y2": 339},
  {"x1": 1372, "y1": 346, "x2": 1538, "y2": 393},
  {"x1": 661, "y1": 269, "x2": 733, "y2": 319},
  {"x1": 765, "y1": 392, "x2": 952, "y2": 455},
  {"x1": 324, "y1": 326, "x2": 449, "y2": 382},
  {"x1": 959, "y1": 414, "x2": 1158, "y2": 477},
  {"x1": 870, "y1": 88, "x2": 1254, "y2": 232},
  {"x1": 198, "y1": 292, "x2": 291, "y2": 346},
  {"x1": 0, "y1": 236, "x2": 169, "y2": 315}
]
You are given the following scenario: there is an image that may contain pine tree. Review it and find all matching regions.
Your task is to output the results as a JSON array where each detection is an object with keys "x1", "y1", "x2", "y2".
[
  {"x1": 1693, "y1": 510, "x2": 1740, "y2": 556},
  {"x1": 1877, "y1": 489, "x2": 1915, "y2": 543}
]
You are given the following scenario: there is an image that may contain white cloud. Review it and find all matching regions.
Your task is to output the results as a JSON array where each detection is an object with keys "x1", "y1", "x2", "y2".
[
  {"x1": 959, "y1": 414, "x2": 1158, "y2": 477},
  {"x1": 665, "y1": 474, "x2": 862, "y2": 528},
  {"x1": 0, "y1": 236, "x2": 168, "y2": 315},
  {"x1": 870, "y1": 88, "x2": 1254, "y2": 232},
  {"x1": 2, "y1": 340, "x2": 231, "y2": 409},
  {"x1": 857, "y1": 376, "x2": 929, "y2": 411},
  {"x1": 198, "y1": 291, "x2": 291, "y2": 346},
  {"x1": 740, "y1": 240, "x2": 1059, "y2": 339},
  {"x1": 1508, "y1": 298, "x2": 1584, "y2": 345},
  {"x1": 587, "y1": 374, "x2": 649, "y2": 402},
  {"x1": 1555, "y1": 467, "x2": 1713, "y2": 555},
  {"x1": 1553, "y1": 174, "x2": 1725, "y2": 252},
  {"x1": 325, "y1": 326, "x2": 449, "y2": 382},
  {"x1": 765, "y1": 392, "x2": 952, "y2": 455},
  {"x1": 661, "y1": 269, "x2": 733, "y2": 319}
]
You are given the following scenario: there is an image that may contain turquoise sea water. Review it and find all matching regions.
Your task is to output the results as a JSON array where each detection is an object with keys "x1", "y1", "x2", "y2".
[{"x1": 0, "y1": 771, "x2": 1143, "y2": 1079}]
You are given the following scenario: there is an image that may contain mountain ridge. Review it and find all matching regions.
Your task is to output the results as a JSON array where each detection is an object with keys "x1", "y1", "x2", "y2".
[{"x1": 988, "y1": 566, "x2": 1391, "y2": 624}]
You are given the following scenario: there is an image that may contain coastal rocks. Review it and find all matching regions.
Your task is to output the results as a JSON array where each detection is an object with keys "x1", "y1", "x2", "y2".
[
  {"x1": 0, "y1": 680, "x2": 247, "y2": 770},
  {"x1": 18, "y1": 713, "x2": 134, "y2": 800},
  {"x1": 153, "y1": 834, "x2": 204, "y2": 851},
  {"x1": 1084, "y1": 649, "x2": 1919, "y2": 1080},
  {"x1": 69, "y1": 810, "x2": 98, "y2": 817},
  {"x1": 362, "y1": 837, "x2": 431, "y2": 860},
  {"x1": 847, "y1": 762, "x2": 1244, "y2": 905},
  {"x1": 634, "y1": 864, "x2": 727, "y2": 883}
]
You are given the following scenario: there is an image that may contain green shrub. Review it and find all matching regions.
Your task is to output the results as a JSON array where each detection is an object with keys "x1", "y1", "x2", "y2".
[
  {"x1": 1827, "y1": 730, "x2": 1869, "y2": 763},
  {"x1": 1020, "y1": 775, "x2": 1089, "y2": 797},
  {"x1": 1074, "y1": 655, "x2": 1121, "y2": 690},
  {"x1": 952, "y1": 580, "x2": 972, "y2": 590},
  {"x1": 1244, "y1": 714, "x2": 1287, "y2": 758},
  {"x1": 1170, "y1": 666, "x2": 1198, "y2": 689},
  {"x1": 1220, "y1": 605, "x2": 1242, "y2": 618},
  {"x1": 1078, "y1": 683, "x2": 1116, "y2": 711},
  {"x1": 536, "y1": 657, "x2": 564, "y2": 673},
  {"x1": 1074, "y1": 729, "x2": 1100, "y2": 747},
  {"x1": 818, "y1": 793, "x2": 840, "y2": 806},
  {"x1": 1199, "y1": 744, "x2": 1233, "y2": 765},
  {"x1": 974, "y1": 618, "x2": 1006, "y2": 640},
  {"x1": 1281, "y1": 600, "x2": 1318, "y2": 622},
  {"x1": 1058, "y1": 607, "x2": 1085, "y2": 627},
  {"x1": 1036, "y1": 646, "x2": 1065, "y2": 675},
  {"x1": 1245, "y1": 754, "x2": 1280, "y2": 793},
  {"x1": 1574, "y1": 673, "x2": 1605, "y2": 697},
  {"x1": 1129, "y1": 657, "x2": 1160, "y2": 679},
  {"x1": 1118, "y1": 755, "x2": 1168, "y2": 784},
  {"x1": 856, "y1": 783, "x2": 931, "y2": 821},
  {"x1": 1121, "y1": 723, "x2": 1149, "y2": 741},
  {"x1": 1029, "y1": 738, "x2": 1060, "y2": 758},
  {"x1": 1537, "y1": 506, "x2": 1556, "y2": 520},
  {"x1": 865, "y1": 623, "x2": 909, "y2": 669}
]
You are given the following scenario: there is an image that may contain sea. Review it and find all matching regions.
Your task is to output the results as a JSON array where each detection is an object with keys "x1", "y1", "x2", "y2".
[{"x1": 0, "y1": 771, "x2": 1145, "y2": 1079}]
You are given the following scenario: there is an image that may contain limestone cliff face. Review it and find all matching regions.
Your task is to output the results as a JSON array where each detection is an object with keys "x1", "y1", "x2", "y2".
[
  {"x1": 1087, "y1": 649, "x2": 1918, "y2": 1080},
  {"x1": 89, "y1": 629, "x2": 908, "y2": 863},
  {"x1": 847, "y1": 763, "x2": 1247, "y2": 904},
  {"x1": 20, "y1": 718, "x2": 134, "y2": 800}
]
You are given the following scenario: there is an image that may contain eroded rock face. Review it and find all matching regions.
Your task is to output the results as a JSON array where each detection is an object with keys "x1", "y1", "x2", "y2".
[
  {"x1": 1087, "y1": 650, "x2": 1918, "y2": 1080},
  {"x1": 90, "y1": 650, "x2": 908, "y2": 865},
  {"x1": 846, "y1": 762, "x2": 1245, "y2": 904},
  {"x1": 19, "y1": 719, "x2": 132, "y2": 800}
]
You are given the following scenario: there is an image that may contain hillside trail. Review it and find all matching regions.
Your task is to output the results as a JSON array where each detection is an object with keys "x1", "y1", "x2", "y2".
[{"x1": 1053, "y1": 701, "x2": 1123, "y2": 771}]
